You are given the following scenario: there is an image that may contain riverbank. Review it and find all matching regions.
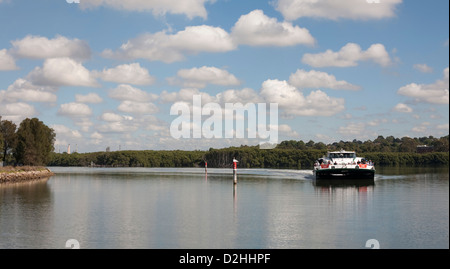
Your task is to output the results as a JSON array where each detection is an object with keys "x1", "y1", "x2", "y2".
[
  {"x1": 0, "y1": 166, "x2": 55, "y2": 184},
  {"x1": 48, "y1": 149, "x2": 449, "y2": 169}
]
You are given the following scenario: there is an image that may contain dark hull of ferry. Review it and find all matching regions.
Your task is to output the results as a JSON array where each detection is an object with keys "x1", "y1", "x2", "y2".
[{"x1": 314, "y1": 168, "x2": 375, "y2": 180}]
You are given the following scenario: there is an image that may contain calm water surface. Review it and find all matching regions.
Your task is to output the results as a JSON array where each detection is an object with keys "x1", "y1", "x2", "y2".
[{"x1": 0, "y1": 166, "x2": 448, "y2": 249}]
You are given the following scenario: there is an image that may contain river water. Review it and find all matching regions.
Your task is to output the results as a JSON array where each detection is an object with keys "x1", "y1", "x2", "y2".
[{"x1": 0, "y1": 166, "x2": 448, "y2": 249}]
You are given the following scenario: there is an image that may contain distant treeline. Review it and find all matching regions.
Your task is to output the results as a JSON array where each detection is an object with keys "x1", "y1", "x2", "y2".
[
  {"x1": 276, "y1": 135, "x2": 449, "y2": 153},
  {"x1": 48, "y1": 135, "x2": 449, "y2": 168},
  {"x1": 203, "y1": 147, "x2": 449, "y2": 168},
  {"x1": 47, "y1": 149, "x2": 449, "y2": 168},
  {"x1": 49, "y1": 150, "x2": 205, "y2": 168}
]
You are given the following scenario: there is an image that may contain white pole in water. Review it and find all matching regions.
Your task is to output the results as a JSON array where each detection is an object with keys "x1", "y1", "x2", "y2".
[{"x1": 233, "y1": 158, "x2": 238, "y2": 184}]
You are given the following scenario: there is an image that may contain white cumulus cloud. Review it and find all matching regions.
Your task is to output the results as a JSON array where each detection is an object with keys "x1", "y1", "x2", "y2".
[
  {"x1": 216, "y1": 88, "x2": 264, "y2": 104},
  {"x1": 231, "y1": 9, "x2": 315, "y2": 47},
  {"x1": 337, "y1": 122, "x2": 366, "y2": 136},
  {"x1": 97, "y1": 112, "x2": 137, "y2": 133},
  {"x1": 0, "y1": 102, "x2": 37, "y2": 123},
  {"x1": 260, "y1": 79, "x2": 345, "y2": 116},
  {"x1": 79, "y1": 0, "x2": 212, "y2": 19},
  {"x1": 52, "y1": 124, "x2": 83, "y2": 139},
  {"x1": 11, "y1": 35, "x2": 91, "y2": 60},
  {"x1": 302, "y1": 43, "x2": 392, "y2": 67},
  {"x1": 100, "y1": 112, "x2": 133, "y2": 122},
  {"x1": 288, "y1": 69, "x2": 361, "y2": 90},
  {"x1": 160, "y1": 88, "x2": 215, "y2": 104},
  {"x1": 97, "y1": 121, "x2": 139, "y2": 133},
  {"x1": 102, "y1": 25, "x2": 236, "y2": 63},
  {"x1": 276, "y1": 0, "x2": 402, "y2": 21},
  {"x1": 160, "y1": 87, "x2": 263, "y2": 106},
  {"x1": 58, "y1": 102, "x2": 93, "y2": 117},
  {"x1": 27, "y1": 57, "x2": 99, "y2": 87},
  {"x1": 75, "y1": 93, "x2": 103, "y2": 104},
  {"x1": 393, "y1": 103, "x2": 413, "y2": 113},
  {"x1": 0, "y1": 78, "x2": 57, "y2": 103},
  {"x1": 109, "y1": 84, "x2": 158, "y2": 102},
  {"x1": 413, "y1": 63, "x2": 433, "y2": 73},
  {"x1": 117, "y1": 101, "x2": 159, "y2": 115},
  {"x1": 168, "y1": 66, "x2": 240, "y2": 88},
  {"x1": 91, "y1": 132, "x2": 103, "y2": 140},
  {"x1": 397, "y1": 67, "x2": 449, "y2": 104},
  {"x1": 94, "y1": 63, "x2": 155, "y2": 85},
  {"x1": 0, "y1": 49, "x2": 18, "y2": 70},
  {"x1": 278, "y1": 124, "x2": 299, "y2": 137}
]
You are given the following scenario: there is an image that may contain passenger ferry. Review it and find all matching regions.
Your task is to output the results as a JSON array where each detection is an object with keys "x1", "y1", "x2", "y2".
[{"x1": 313, "y1": 150, "x2": 375, "y2": 180}]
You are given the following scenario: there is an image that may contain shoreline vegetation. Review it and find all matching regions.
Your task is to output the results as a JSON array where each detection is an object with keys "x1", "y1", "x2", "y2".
[
  {"x1": 2, "y1": 117, "x2": 447, "y2": 182},
  {"x1": 0, "y1": 166, "x2": 55, "y2": 184},
  {"x1": 48, "y1": 149, "x2": 449, "y2": 169},
  {"x1": 47, "y1": 135, "x2": 448, "y2": 169}
]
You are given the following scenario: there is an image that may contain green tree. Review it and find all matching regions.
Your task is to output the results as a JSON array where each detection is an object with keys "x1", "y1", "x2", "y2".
[
  {"x1": 0, "y1": 118, "x2": 18, "y2": 165},
  {"x1": 432, "y1": 136, "x2": 449, "y2": 152},
  {"x1": 399, "y1": 137, "x2": 418, "y2": 152},
  {"x1": 14, "y1": 118, "x2": 56, "y2": 166}
]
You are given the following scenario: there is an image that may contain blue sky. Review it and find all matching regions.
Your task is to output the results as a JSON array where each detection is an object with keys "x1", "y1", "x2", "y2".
[{"x1": 0, "y1": 0, "x2": 448, "y2": 152}]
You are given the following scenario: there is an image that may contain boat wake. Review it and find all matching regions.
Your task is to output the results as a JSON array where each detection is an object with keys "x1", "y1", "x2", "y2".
[
  {"x1": 236, "y1": 168, "x2": 315, "y2": 181},
  {"x1": 374, "y1": 174, "x2": 409, "y2": 181},
  {"x1": 48, "y1": 167, "x2": 316, "y2": 181}
]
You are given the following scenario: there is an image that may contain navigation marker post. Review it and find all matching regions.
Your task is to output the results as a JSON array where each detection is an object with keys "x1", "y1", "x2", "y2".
[{"x1": 233, "y1": 158, "x2": 238, "y2": 184}]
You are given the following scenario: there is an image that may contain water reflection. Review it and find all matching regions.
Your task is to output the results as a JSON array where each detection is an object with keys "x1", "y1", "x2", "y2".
[
  {"x1": 0, "y1": 178, "x2": 53, "y2": 249},
  {"x1": 313, "y1": 179, "x2": 375, "y2": 188},
  {"x1": 1, "y1": 168, "x2": 447, "y2": 249},
  {"x1": 0, "y1": 177, "x2": 52, "y2": 199},
  {"x1": 309, "y1": 178, "x2": 376, "y2": 248},
  {"x1": 312, "y1": 179, "x2": 374, "y2": 206}
]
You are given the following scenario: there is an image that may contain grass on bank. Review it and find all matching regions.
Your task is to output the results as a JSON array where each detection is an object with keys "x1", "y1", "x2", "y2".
[{"x1": 0, "y1": 166, "x2": 48, "y2": 173}]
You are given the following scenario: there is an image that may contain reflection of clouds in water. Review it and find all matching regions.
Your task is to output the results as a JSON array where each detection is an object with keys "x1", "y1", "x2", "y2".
[
  {"x1": 0, "y1": 177, "x2": 54, "y2": 248},
  {"x1": 1, "y1": 167, "x2": 447, "y2": 249}
]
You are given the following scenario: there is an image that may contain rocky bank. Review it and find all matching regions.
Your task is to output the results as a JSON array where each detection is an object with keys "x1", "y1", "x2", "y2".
[{"x1": 0, "y1": 168, "x2": 55, "y2": 184}]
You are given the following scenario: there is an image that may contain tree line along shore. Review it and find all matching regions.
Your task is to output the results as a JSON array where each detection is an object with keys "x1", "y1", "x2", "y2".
[
  {"x1": 48, "y1": 136, "x2": 449, "y2": 169},
  {"x1": 1, "y1": 117, "x2": 55, "y2": 166},
  {"x1": 48, "y1": 135, "x2": 448, "y2": 168},
  {"x1": 0, "y1": 117, "x2": 56, "y2": 183},
  {"x1": 48, "y1": 149, "x2": 448, "y2": 169},
  {"x1": 1, "y1": 116, "x2": 449, "y2": 169}
]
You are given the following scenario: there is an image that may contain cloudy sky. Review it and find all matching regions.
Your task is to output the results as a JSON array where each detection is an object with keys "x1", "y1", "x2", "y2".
[{"x1": 0, "y1": 0, "x2": 448, "y2": 152}]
